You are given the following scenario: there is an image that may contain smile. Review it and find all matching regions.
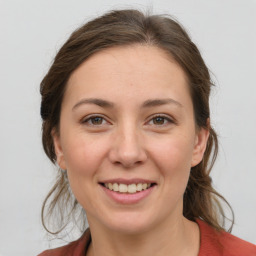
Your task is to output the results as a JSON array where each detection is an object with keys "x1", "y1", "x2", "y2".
[
  {"x1": 103, "y1": 183, "x2": 154, "y2": 194},
  {"x1": 99, "y1": 179, "x2": 157, "y2": 204}
]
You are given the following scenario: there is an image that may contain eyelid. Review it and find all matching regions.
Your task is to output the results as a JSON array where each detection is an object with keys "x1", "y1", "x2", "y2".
[
  {"x1": 146, "y1": 114, "x2": 176, "y2": 126},
  {"x1": 80, "y1": 113, "x2": 176, "y2": 127},
  {"x1": 81, "y1": 114, "x2": 110, "y2": 126}
]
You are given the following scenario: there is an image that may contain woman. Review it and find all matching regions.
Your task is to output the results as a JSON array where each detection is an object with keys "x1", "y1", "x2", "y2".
[{"x1": 38, "y1": 9, "x2": 256, "y2": 256}]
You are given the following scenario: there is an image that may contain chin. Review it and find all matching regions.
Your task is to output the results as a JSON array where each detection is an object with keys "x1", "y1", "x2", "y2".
[
  {"x1": 99, "y1": 211, "x2": 158, "y2": 235},
  {"x1": 109, "y1": 222, "x2": 151, "y2": 235}
]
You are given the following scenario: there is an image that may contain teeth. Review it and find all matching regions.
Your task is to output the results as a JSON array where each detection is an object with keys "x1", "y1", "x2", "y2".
[
  {"x1": 104, "y1": 183, "x2": 152, "y2": 193},
  {"x1": 113, "y1": 183, "x2": 119, "y2": 192},
  {"x1": 128, "y1": 184, "x2": 137, "y2": 193},
  {"x1": 108, "y1": 183, "x2": 113, "y2": 190},
  {"x1": 137, "y1": 183, "x2": 142, "y2": 191},
  {"x1": 119, "y1": 184, "x2": 128, "y2": 193},
  {"x1": 142, "y1": 183, "x2": 147, "y2": 190}
]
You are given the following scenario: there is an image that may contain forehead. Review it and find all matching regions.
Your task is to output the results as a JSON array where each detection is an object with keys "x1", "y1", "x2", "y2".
[{"x1": 64, "y1": 45, "x2": 191, "y2": 107}]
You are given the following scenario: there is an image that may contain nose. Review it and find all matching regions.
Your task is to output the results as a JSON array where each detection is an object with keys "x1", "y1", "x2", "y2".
[{"x1": 108, "y1": 125, "x2": 147, "y2": 168}]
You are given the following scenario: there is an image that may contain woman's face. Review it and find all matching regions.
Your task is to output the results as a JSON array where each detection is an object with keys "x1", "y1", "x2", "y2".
[{"x1": 53, "y1": 45, "x2": 209, "y2": 234}]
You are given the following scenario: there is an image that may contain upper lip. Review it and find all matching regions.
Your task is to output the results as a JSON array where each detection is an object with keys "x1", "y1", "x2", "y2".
[{"x1": 99, "y1": 178, "x2": 157, "y2": 185}]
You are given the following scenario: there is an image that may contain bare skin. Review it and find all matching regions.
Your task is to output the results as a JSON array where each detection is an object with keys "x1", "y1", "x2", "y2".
[
  {"x1": 53, "y1": 45, "x2": 208, "y2": 256},
  {"x1": 86, "y1": 214, "x2": 200, "y2": 256}
]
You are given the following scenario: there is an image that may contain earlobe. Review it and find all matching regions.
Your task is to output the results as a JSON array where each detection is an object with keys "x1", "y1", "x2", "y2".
[
  {"x1": 191, "y1": 126, "x2": 210, "y2": 167},
  {"x1": 51, "y1": 129, "x2": 67, "y2": 170}
]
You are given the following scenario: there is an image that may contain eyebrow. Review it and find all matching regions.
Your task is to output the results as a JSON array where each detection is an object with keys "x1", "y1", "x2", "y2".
[
  {"x1": 72, "y1": 98, "x2": 114, "y2": 110},
  {"x1": 72, "y1": 98, "x2": 183, "y2": 110},
  {"x1": 142, "y1": 98, "x2": 183, "y2": 108}
]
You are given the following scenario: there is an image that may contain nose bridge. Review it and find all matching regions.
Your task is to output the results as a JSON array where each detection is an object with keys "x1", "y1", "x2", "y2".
[{"x1": 109, "y1": 120, "x2": 147, "y2": 168}]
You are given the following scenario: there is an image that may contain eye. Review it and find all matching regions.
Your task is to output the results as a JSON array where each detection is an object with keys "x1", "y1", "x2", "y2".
[
  {"x1": 82, "y1": 115, "x2": 108, "y2": 126},
  {"x1": 148, "y1": 115, "x2": 174, "y2": 126}
]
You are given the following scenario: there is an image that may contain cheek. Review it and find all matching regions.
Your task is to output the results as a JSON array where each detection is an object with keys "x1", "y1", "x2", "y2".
[
  {"x1": 61, "y1": 135, "x2": 110, "y2": 211},
  {"x1": 145, "y1": 134, "x2": 195, "y2": 216},
  {"x1": 148, "y1": 133, "x2": 195, "y2": 200},
  {"x1": 62, "y1": 135, "x2": 108, "y2": 179},
  {"x1": 150, "y1": 134, "x2": 195, "y2": 174}
]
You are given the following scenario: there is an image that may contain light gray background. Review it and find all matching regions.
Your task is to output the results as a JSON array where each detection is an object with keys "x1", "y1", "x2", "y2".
[{"x1": 0, "y1": 0, "x2": 255, "y2": 255}]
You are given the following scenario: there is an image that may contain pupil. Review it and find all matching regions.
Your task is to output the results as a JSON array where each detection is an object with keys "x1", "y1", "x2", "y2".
[
  {"x1": 154, "y1": 117, "x2": 164, "y2": 125},
  {"x1": 92, "y1": 117, "x2": 102, "y2": 124}
]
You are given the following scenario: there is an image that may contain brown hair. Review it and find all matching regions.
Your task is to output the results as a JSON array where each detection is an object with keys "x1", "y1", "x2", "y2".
[{"x1": 40, "y1": 9, "x2": 234, "y2": 235}]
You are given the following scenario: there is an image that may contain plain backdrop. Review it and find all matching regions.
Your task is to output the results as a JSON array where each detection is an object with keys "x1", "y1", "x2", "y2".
[{"x1": 0, "y1": 0, "x2": 255, "y2": 255}]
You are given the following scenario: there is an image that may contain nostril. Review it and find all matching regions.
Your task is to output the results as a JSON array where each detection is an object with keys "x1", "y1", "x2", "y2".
[
  {"x1": 115, "y1": 160, "x2": 145, "y2": 169},
  {"x1": 108, "y1": 143, "x2": 148, "y2": 168}
]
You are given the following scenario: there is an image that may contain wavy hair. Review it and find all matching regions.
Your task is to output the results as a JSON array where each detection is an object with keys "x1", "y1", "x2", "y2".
[{"x1": 40, "y1": 9, "x2": 234, "y2": 235}]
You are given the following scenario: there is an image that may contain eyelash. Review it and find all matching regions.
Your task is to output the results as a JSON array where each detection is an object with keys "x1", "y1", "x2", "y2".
[
  {"x1": 81, "y1": 114, "x2": 175, "y2": 127},
  {"x1": 82, "y1": 115, "x2": 107, "y2": 126},
  {"x1": 147, "y1": 114, "x2": 175, "y2": 126}
]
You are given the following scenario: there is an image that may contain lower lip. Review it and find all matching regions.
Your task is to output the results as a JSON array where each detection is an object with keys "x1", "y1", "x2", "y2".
[{"x1": 100, "y1": 185, "x2": 155, "y2": 204}]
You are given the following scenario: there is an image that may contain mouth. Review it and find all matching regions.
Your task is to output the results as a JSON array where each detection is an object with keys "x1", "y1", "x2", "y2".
[
  {"x1": 99, "y1": 179, "x2": 157, "y2": 204},
  {"x1": 99, "y1": 182, "x2": 157, "y2": 194}
]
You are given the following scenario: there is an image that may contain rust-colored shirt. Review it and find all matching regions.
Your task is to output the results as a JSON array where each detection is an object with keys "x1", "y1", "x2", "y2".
[{"x1": 38, "y1": 219, "x2": 256, "y2": 255}]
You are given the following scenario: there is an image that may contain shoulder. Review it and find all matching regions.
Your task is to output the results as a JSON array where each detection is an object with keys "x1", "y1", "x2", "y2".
[
  {"x1": 196, "y1": 219, "x2": 256, "y2": 256},
  {"x1": 37, "y1": 229, "x2": 91, "y2": 256}
]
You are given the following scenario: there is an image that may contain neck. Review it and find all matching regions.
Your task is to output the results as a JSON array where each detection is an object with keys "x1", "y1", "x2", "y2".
[{"x1": 86, "y1": 216, "x2": 200, "y2": 256}]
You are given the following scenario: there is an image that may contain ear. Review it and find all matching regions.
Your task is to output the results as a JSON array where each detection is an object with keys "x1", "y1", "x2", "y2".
[
  {"x1": 191, "y1": 122, "x2": 210, "y2": 167},
  {"x1": 51, "y1": 128, "x2": 67, "y2": 170}
]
